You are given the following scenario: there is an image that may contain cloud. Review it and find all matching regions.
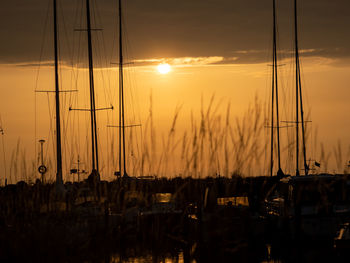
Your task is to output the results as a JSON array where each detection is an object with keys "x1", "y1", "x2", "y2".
[
  {"x1": 134, "y1": 56, "x2": 227, "y2": 66},
  {"x1": 14, "y1": 61, "x2": 54, "y2": 68},
  {"x1": 1, "y1": 0, "x2": 350, "y2": 65},
  {"x1": 14, "y1": 47, "x2": 350, "y2": 70}
]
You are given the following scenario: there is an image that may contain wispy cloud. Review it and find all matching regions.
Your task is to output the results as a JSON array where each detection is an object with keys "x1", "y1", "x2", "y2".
[
  {"x1": 133, "y1": 56, "x2": 227, "y2": 67},
  {"x1": 12, "y1": 47, "x2": 350, "y2": 70},
  {"x1": 14, "y1": 61, "x2": 55, "y2": 68}
]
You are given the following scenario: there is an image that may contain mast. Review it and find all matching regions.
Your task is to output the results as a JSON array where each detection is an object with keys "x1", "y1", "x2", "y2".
[
  {"x1": 270, "y1": 0, "x2": 283, "y2": 177},
  {"x1": 294, "y1": 0, "x2": 308, "y2": 176},
  {"x1": 294, "y1": 0, "x2": 299, "y2": 176},
  {"x1": 85, "y1": 0, "x2": 99, "y2": 174},
  {"x1": 270, "y1": 0, "x2": 275, "y2": 177},
  {"x1": 53, "y1": 0, "x2": 63, "y2": 186},
  {"x1": 118, "y1": 0, "x2": 127, "y2": 177}
]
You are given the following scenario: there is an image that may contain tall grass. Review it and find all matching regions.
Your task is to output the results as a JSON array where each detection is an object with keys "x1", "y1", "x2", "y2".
[
  {"x1": 4, "y1": 95, "x2": 349, "y2": 184},
  {"x1": 137, "y1": 94, "x2": 266, "y2": 178},
  {"x1": 122, "y1": 93, "x2": 348, "y2": 179}
]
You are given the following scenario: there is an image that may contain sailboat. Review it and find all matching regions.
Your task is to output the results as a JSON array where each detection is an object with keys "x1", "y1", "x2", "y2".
[
  {"x1": 108, "y1": 0, "x2": 141, "y2": 179},
  {"x1": 269, "y1": 0, "x2": 284, "y2": 178},
  {"x1": 264, "y1": 0, "x2": 350, "y2": 239},
  {"x1": 36, "y1": 0, "x2": 106, "y2": 188},
  {"x1": 52, "y1": 0, "x2": 64, "y2": 189},
  {"x1": 117, "y1": 0, "x2": 127, "y2": 178},
  {"x1": 267, "y1": 0, "x2": 307, "y2": 179},
  {"x1": 293, "y1": 0, "x2": 308, "y2": 177},
  {"x1": 35, "y1": 0, "x2": 64, "y2": 190},
  {"x1": 69, "y1": 0, "x2": 113, "y2": 182}
]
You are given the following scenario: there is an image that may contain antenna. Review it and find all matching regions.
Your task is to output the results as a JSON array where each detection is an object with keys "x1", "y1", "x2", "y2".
[{"x1": 70, "y1": 155, "x2": 87, "y2": 182}]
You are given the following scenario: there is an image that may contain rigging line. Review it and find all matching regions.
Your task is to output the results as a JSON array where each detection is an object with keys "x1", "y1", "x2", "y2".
[
  {"x1": 273, "y1": 0, "x2": 282, "y2": 174},
  {"x1": 125, "y1": 60, "x2": 140, "y2": 134},
  {"x1": 0, "y1": 116, "x2": 7, "y2": 184},
  {"x1": 45, "y1": 92, "x2": 54, "y2": 174},
  {"x1": 279, "y1": 68, "x2": 291, "y2": 173},
  {"x1": 128, "y1": 129, "x2": 134, "y2": 175},
  {"x1": 79, "y1": 0, "x2": 87, "y2": 165},
  {"x1": 93, "y1": 18, "x2": 115, "y2": 176},
  {"x1": 35, "y1": 0, "x2": 51, "y2": 170},
  {"x1": 295, "y1": 0, "x2": 308, "y2": 176},
  {"x1": 34, "y1": 86, "x2": 38, "y2": 171},
  {"x1": 59, "y1": 0, "x2": 76, "y2": 151},
  {"x1": 35, "y1": 90, "x2": 79, "y2": 93},
  {"x1": 61, "y1": 91, "x2": 76, "y2": 179},
  {"x1": 139, "y1": 124, "x2": 144, "y2": 176},
  {"x1": 277, "y1": 60, "x2": 291, "y2": 171},
  {"x1": 109, "y1": 0, "x2": 118, "y2": 114},
  {"x1": 59, "y1": 0, "x2": 73, "y2": 67},
  {"x1": 263, "y1": 6, "x2": 274, "y2": 175},
  {"x1": 285, "y1": 51, "x2": 294, "y2": 174},
  {"x1": 118, "y1": 0, "x2": 128, "y2": 176},
  {"x1": 108, "y1": 124, "x2": 141, "y2": 128},
  {"x1": 123, "y1": 40, "x2": 143, "y2": 170},
  {"x1": 298, "y1": 55, "x2": 308, "y2": 175},
  {"x1": 97, "y1": 16, "x2": 115, "y2": 104},
  {"x1": 281, "y1": 120, "x2": 311, "y2": 123},
  {"x1": 93, "y1": 5, "x2": 115, "y2": 176},
  {"x1": 70, "y1": 0, "x2": 83, "y2": 164},
  {"x1": 69, "y1": 106, "x2": 113, "y2": 111},
  {"x1": 122, "y1": 5, "x2": 144, "y2": 173},
  {"x1": 95, "y1": 30, "x2": 114, "y2": 113},
  {"x1": 62, "y1": 113, "x2": 71, "y2": 180},
  {"x1": 92, "y1": 0, "x2": 113, "y2": 118},
  {"x1": 264, "y1": 54, "x2": 272, "y2": 175},
  {"x1": 294, "y1": 0, "x2": 302, "y2": 176},
  {"x1": 72, "y1": 0, "x2": 83, "y2": 69}
]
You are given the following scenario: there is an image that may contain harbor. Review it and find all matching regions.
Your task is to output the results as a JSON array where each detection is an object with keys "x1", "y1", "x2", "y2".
[
  {"x1": 0, "y1": 174, "x2": 350, "y2": 262},
  {"x1": 0, "y1": 0, "x2": 349, "y2": 262}
]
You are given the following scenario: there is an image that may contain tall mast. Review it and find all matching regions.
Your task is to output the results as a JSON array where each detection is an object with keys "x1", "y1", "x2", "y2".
[
  {"x1": 294, "y1": 0, "x2": 308, "y2": 176},
  {"x1": 270, "y1": 0, "x2": 283, "y2": 177},
  {"x1": 85, "y1": 0, "x2": 99, "y2": 174},
  {"x1": 294, "y1": 0, "x2": 299, "y2": 176},
  {"x1": 270, "y1": 0, "x2": 275, "y2": 177},
  {"x1": 299, "y1": 65, "x2": 308, "y2": 175},
  {"x1": 118, "y1": 0, "x2": 127, "y2": 177},
  {"x1": 53, "y1": 0, "x2": 63, "y2": 186}
]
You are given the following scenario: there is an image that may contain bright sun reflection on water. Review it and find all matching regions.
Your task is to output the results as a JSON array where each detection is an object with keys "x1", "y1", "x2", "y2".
[{"x1": 157, "y1": 63, "x2": 171, "y2": 74}]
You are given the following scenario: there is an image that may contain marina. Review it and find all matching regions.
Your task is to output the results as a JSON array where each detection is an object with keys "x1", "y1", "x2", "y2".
[{"x1": 0, "y1": 0, "x2": 349, "y2": 262}]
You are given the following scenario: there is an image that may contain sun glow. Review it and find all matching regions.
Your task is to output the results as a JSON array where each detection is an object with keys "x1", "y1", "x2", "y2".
[{"x1": 157, "y1": 63, "x2": 171, "y2": 74}]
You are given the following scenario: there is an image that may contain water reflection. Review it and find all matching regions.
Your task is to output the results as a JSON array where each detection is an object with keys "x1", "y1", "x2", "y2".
[
  {"x1": 111, "y1": 252, "x2": 189, "y2": 263},
  {"x1": 104, "y1": 240, "x2": 349, "y2": 263}
]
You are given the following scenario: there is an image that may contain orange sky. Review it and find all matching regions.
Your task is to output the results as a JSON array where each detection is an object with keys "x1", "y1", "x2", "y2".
[
  {"x1": 0, "y1": 0, "x2": 349, "y2": 183},
  {"x1": 0, "y1": 55, "x2": 349, "y2": 183}
]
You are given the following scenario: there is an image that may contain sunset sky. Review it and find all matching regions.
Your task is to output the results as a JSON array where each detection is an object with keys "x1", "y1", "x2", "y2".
[{"x1": 0, "y1": 0, "x2": 349, "y2": 183}]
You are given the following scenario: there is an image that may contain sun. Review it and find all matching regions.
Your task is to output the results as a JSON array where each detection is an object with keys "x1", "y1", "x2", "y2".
[{"x1": 157, "y1": 63, "x2": 171, "y2": 74}]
